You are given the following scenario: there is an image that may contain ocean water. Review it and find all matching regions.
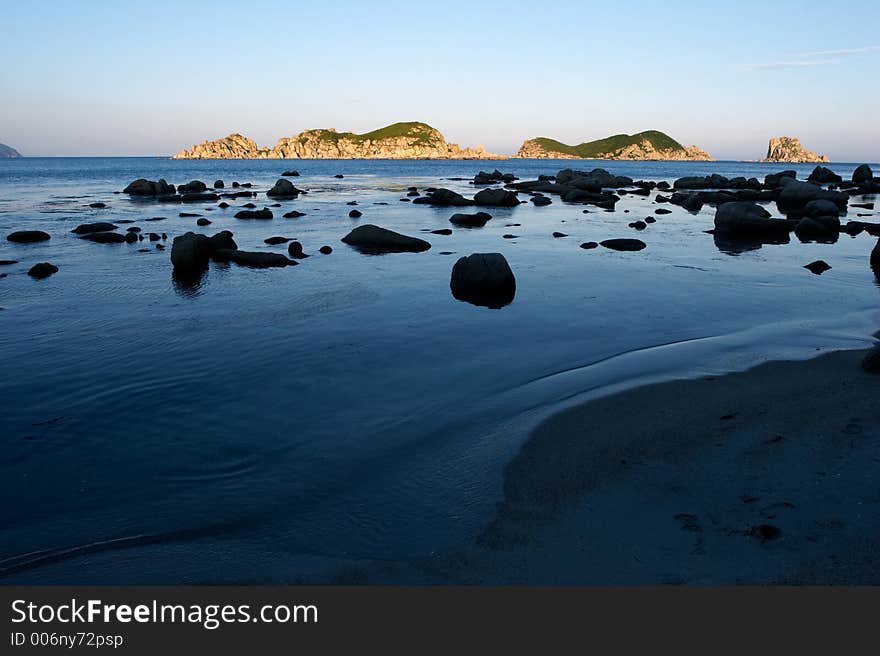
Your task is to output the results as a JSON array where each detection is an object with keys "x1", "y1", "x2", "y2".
[{"x1": 1, "y1": 157, "x2": 879, "y2": 583}]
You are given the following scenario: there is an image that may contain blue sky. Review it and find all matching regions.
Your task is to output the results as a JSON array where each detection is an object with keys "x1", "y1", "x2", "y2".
[{"x1": 1, "y1": 0, "x2": 878, "y2": 159}]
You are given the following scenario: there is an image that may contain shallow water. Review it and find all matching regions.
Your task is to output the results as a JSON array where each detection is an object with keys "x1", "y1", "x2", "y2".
[{"x1": 1, "y1": 157, "x2": 878, "y2": 582}]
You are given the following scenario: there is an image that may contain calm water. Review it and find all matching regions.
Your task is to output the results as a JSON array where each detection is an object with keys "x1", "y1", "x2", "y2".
[{"x1": 1, "y1": 157, "x2": 879, "y2": 583}]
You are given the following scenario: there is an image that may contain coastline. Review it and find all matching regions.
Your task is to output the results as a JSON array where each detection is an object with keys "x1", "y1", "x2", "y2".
[{"x1": 337, "y1": 348, "x2": 880, "y2": 584}]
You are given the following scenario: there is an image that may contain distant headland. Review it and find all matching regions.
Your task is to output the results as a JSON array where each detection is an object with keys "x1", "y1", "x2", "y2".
[
  {"x1": 514, "y1": 131, "x2": 713, "y2": 161},
  {"x1": 0, "y1": 142, "x2": 22, "y2": 158},
  {"x1": 172, "y1": 122, "x2": 503, "y2": 160}
]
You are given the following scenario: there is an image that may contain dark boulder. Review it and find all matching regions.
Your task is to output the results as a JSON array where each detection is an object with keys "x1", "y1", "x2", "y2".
[
  {"x1": 283, "y1": 211, "x2": 306, "y2": 218},
  {"x1": 178, "y1": 180, "x2": 208, "y2": 194},
  {"x1": 27, "y1": 262, "x2": 58, "y2": 279},
  {"x1": 803, "y1": 260, "x2": 831, "y2": 275},
  {"x1": 349, "y1": 209, "x2": 362, "y2": 218},
  {"x1": 265, "y1": 236, "x2": 291, "y2": 245},
  {"x1": 600, "y1": 238, "x2": 647, "y2": 251},
  {"x1": 171, "y1": 232, "x2": 213, "y2": 273},
  {"x1": 266, "y1": 179, "x2": 302, "y2": 197},
  {"x1": 807, "y1": 166, "x2": 841, "y2": 184},
  {"x1": 197, "y1": 218, "x2": 212, "y2": 226},
  {"x1": 764, "y1": 171, "x2": 796, "y2": 188},
  {"x1": 208, "y1": 230, "x2": 238, "y2": 251},
  {"x1": 777, "y1": 180, "x2": 849, "y2": 214},
  {"x1": 7, "y1": 230, "x2": 51, "y2": 243},
  {"x1": 180, "y1": 193, "x2": 220, "y2": 203},
  {"x1": 234, "y1": 209, "x2": 273, "y2": 219},
  {"x1": 123, "y1": 178, "x2": 175, "y2": 195},
  {"x1": 853, "y1": 164, "x2": 873, "y2": 184},
  {"x1": 282, "y1": 170, "x2": 300, "y2": 177},
  {"x1": 412, "y1": 188, "x2": 474, "y2": 206},
  {"x1": 449, "y1": 212, "x2": 493, "y2": 227},
  {"x1": 450, "y1": 253, "x2": 516, "y2": 308},
  {"x1": 531, "y1": 195, "x2": 552, "y2": 206},
  {"x1": 341, "y1": 224, "x2": 431, "y2": 254},
  {"x1": 319, "y1": 245, "x2": 333, "y2": 255},
  {"x1": 579, "y1": 241, "x2": 599, "y2": 249},
  {"x1": 213, "y1": 180, "x2": 225, "y2": 189}
]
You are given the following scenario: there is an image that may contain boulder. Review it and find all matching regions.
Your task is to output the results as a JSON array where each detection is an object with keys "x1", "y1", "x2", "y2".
[
  {"x1": 178, "y1": 180, "x2": 208, "y2": 194},
  {"x1": 282, "y1": 170, "x2": 300, "y2": 177},
  {"x1": 531, "y1": 195, "x2": 552, "y2": 206},
  {"x1": 28, "y1": 262, "x2": 58, "y2": 279},
  {"x1": 212, "y1": 249, "x2": 293, "y2": 268},
  {"x1": 213, "y1": 179, "x2": 225, "y2": 189},
  {"x1": 600, "y1": 239, "x2": 647, "y2": 251},
  {"x1": 71, "y1": 222, "x2": 118, "y2": 234},
  {"x1": 412, "y1": 188, "x2": 475, "y2": 206},
  {"x1": 234, "y1": 209, "x2": 273, "y2": 219},
  {"x1": 123, "y1": 178, "x2": 175, "y2": 195},
  {"x1": 284, "y1": 211, "x2": 306, "y2": 218},
  {"x1": 449, "y1": 212, "x2": 493, "y2": 227},
  {"x1": 349, "y1": 209, "x2": 362, "y2": 218},
  {"x1": 265, "y1": 236, "x2": 291, "y2": 245},
  {"x1": 557, "y1": 168, "x2": 632, "y2": 189},
  {"x1": 171, "y1": 232, "x2": 213, "y2": 272},
  {"x1": 579, "y1": 241, "x2": 599, "y2": 249},
  {"x1": 266, "y1": 179, "x2": 302, "y2": 197},
  {"x1": 714, "y1": 202, "x2": 791, "y2": 236},
  {"x1": 803, "y1": 260, "x2": 831, "y2": 275},
  {"x1": 803, "y1": 199, "x2": 841, "y2": 218},
  {"x1": 764, "y1": 170, "x2": 796, "y2": 188},
  {"x1": 853, "y1": 164, "x2": 874, "y2": 184},
  {"x1": 450, "y1": 253, "x2": 516, "y2": 308},
  {"x1": 208, "y1": 230, "x2": 238, "y2": 251},
  {"x1": 795, "y1": 216, "x2": 840, "y2": 242},
  {"x1": 777, "y1": 181, "x2": 849, "y2": 213},
  {"x1": 197, "y1": 218, "x2": 212, "y2": 226},
  {"x1": 807, "y1": 166, "x2": 842, "y2": 184},
  {"x1": 7, "y1": 230, "x2": 51, "y2": 243},
  {"x1": 180, "y1": 193, "x2": 220, "y2": 203},
  {"x1": 341, "y1": 224, "x2": 431, "y2": 254},
  {"x1": 319, "y1": 245, "x2": 333, "y2": 255}
]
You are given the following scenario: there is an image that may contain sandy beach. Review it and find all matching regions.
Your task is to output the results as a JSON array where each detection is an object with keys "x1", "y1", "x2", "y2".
[{"x1": 334, "y1": 348, "x2": 880, "y2": 584}]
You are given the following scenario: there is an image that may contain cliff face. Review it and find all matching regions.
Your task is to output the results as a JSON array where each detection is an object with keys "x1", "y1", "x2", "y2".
[
  {"x1": 0, "y1": 142, "x2": 22, "y2": 158},
  {"x1": 172, "y1": 122, "x2": 503, "y2": 160},
  {"x1": 762, "y1": 136, "x2": 829, "y2": 163},
  {"x1": 515, "y1": 131, "x2": 713, "y2": 161}
]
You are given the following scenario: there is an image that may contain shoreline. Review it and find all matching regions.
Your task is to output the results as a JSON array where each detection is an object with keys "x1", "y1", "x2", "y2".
[{"x1": 332, "y1": 348, "x2": 880, "y2": 584}]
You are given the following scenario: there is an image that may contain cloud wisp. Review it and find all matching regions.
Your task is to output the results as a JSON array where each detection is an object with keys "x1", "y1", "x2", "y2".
[{"x1": 749, "y1": 45, "x2": 878, "y2": 71}]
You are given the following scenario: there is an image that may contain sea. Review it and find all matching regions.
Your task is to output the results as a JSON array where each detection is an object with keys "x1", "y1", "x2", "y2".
[{"x1": 1, "y1": 156, "x2": 878, "y2": 582}]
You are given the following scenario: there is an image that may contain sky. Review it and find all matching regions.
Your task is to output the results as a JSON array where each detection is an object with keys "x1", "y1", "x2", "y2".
[{"x1": 1, "y1": 0, "x2": 878, "y2": 160}]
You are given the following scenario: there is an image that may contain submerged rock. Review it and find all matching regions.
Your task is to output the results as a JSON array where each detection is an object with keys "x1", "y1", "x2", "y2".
[
  {"x1": 341, "y1": 224, "x2": 431, "y2": 254},
  {"x1": 7, "y1": 230, "x2": 51, "y2": 243},
  {"x1": 450, "y1": 253, "x2": 516, "y2": 308},
  {"x1": 27, "y1": 262, "x2": 58, "y2": 279},
  {"x1": 265, "y1": 236, "x2": 292, "y2": 245},
  {"x1": 600, "y1": 238, "x2": 646, "y2": 251}
]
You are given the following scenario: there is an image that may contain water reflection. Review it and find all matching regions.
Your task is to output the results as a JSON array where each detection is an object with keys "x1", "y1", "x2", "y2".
[
  {"x1": 712, "y1": 232, "x2": 790, "y2": 255},
  {"x1": 171, "y1": 267, "x2": 207, "y2": 297}
]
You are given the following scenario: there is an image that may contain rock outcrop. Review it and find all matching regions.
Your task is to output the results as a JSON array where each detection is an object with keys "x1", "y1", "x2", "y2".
[
  {"x1": 515, "y1": 131, "x2": 712, "y2": 161},
  {"x1": 762, "y1": 137, "x2": 829, "y2": 163},
  {"x1": 173, "y1": 122, "x2": 503, "y2": 160},
  {"x1": 0, "y1": 142, "x2": 22, "y2": 158}
]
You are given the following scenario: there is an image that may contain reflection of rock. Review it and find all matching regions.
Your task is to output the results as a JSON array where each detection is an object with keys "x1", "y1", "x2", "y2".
[
  {"x1": 341, "y1": 224, "x2": 431, "y2": 253},
  {"x1": 712, "y1": 232, "x2": 790, "y2": 255},
  {"x1": 450, "y1": 253, "x2": 516, "y2": 308},
  {"x1": 714, "y1": 202, "x2": 791, "y2": 237}
]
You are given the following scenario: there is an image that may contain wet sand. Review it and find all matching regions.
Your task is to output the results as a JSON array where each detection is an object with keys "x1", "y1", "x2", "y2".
[{"x1": 335, "y1": 348, "x2": 880, "y2": 584}]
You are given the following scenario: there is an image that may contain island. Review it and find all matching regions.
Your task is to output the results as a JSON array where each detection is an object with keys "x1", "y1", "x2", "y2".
[
  {"x1": 172, "y1": 122, "x2": 504, "y2": 160},
  {"x1": 514, "y1": 130, "x2": 713, "y2": 160},
  {"x1": 761, "y1": 136, "x2": 829, "y2": 163},
  {"x1": 0, "y1": 142, "x2": 22, "y2": 158}
]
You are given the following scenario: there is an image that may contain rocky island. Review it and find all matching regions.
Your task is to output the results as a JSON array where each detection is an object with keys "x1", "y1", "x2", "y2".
[
  {"x1": 514, "y1": 130, "x2": 713, "y2": 161},
  {"x1": 172, "y1": 122, "x2": 503, "y2": 160},
  {"x1": 0, "y1": 142, "x2": 22, "y2": 158},
  {"x1": 762, "y1": 136, "x2": 829, "y2": 163}
]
